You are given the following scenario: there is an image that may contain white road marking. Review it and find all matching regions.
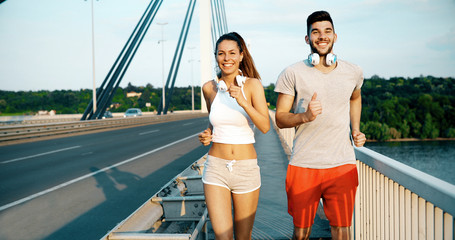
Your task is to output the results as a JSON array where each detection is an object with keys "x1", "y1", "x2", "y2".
[
  {"x1": 0, "y1": 133, "x2": 199, "y2": 212},
  {"x1": 1, "y1": 146, "x2": 82, "y2": 164},
  {"x1": 183, "y1": 122, "x2": 194, "y2": 126},
  {"x1": 139, "y1": 129, "x2": 159, "y2": 135}
]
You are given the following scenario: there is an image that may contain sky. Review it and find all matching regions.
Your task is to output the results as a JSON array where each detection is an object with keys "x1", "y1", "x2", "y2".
[{"x1": 1, "y1": 0, "x2": 455, "y2": 91}]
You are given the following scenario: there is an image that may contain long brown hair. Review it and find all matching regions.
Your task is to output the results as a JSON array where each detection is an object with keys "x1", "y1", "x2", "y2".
[{"x1": 215, "y1": 32, "x2": 261, "y2": 80}]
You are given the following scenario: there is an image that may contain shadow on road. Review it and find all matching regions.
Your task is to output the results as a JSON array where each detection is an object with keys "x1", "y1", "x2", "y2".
[{"x1": 42, "y1": 145, "x2": 208, "y2": 240}]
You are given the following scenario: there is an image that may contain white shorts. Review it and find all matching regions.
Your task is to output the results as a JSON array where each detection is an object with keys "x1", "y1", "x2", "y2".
[{"x1": 202, "y1": 155, "x2": 261, "y2": 194}]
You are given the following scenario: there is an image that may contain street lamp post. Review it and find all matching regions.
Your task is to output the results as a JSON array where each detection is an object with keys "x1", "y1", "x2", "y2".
[
  {"x1": 157, "y1": 22, "x2": 168, "y2": 112},
  {"x1": 88, "y1": 0, "x2": 97, "y2": 115},
  {"x1": 188, "y1": 47, "x2": 196, "y2": 111}
]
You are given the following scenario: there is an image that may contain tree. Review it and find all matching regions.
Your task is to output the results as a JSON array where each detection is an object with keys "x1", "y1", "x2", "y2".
[
  {"x1": 264, "y1": 84, "x2": 278, "y2": 109},
  {"x1": 138, "y1": 88, "x2": 151, "y2": 109},
  {"x1": 421, "y1": 113, "x2": 439, "y2": 139},
  {"x1": 446, "y1": 128, "x2": 455, "y2": 138},
  {"x1": 361, "y1": 121, "x2": 391, "y2": 141}
]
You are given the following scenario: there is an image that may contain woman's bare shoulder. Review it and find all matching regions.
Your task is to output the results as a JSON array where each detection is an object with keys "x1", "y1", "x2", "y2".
[
  {"x1": 244, "y1": 77, "x2": 264, "y2": 91},
  {"x1": 202, "y1": 79, "x2": 217, "y2": 90},
  {"x1": 202, "y1": 80, "x2": 218, "y2": 99}
]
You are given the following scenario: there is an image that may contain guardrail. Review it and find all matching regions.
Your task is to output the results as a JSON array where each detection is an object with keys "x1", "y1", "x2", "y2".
[
  {"x1": 355, "y1": 147, "x2": 455, "y2": 240},
  {"x1": 101, "y1": 155, "x2": 209, "y2": 240},
  {"x1": 0, "y1": 115, "x2": 82, "y2": 126},
  {"x1": 0, "y1": 112, "x2": 208, "y2": 144},
  {"x1": 269, "y1": 110, "x2": 455, "y2": 239}
]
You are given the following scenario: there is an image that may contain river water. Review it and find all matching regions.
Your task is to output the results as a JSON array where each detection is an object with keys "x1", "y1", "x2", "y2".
[{"x1": 364, "y1": 140, "x2": 455, "y2": 185}]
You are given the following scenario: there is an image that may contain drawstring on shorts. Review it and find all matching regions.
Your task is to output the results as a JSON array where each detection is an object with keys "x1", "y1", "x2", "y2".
[{"x1": 226, "y1": 160, "x2": 236, "y2": 172}]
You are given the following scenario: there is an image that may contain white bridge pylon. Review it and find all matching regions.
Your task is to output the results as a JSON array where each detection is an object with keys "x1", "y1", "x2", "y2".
[
  {"x1": 199, "y1": 0, "x2": 227, "y2": 113},
  {"x1": 199, "y1": 0, "x2": 213, "y2": 113}
]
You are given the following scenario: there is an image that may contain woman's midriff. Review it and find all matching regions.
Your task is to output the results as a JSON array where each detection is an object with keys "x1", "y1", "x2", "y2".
[{"x1": 208, "y1": 142, "x2": 257, "y2": 160}]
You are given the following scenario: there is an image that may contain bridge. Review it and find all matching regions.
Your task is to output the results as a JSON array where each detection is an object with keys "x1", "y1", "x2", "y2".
[
  {"x1": 80, "y1": 0, "x2": 221, "y2": 120},
  {"x1": 1, "y1": 0, "x2": 454, "y2": 239},
  {"x1": 1, "y1": 111, "x2": 453, "y2": 239}
]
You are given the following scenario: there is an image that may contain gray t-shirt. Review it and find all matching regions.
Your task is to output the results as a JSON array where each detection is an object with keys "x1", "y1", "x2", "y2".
[{"x1": 275, "y1": 59, "x2": 363, "y2": 169}]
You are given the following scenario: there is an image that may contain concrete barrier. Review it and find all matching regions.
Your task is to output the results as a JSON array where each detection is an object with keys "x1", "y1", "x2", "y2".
[{"x1": 0, "y1": 111, "x2": 207, "y2": 144}]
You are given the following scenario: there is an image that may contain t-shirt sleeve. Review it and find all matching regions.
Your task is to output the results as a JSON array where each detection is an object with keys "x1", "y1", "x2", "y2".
[
  {"x1": 355, "y1": 66, "x2": 364, "y2": 90},
  {"x1": 274, "y1": 67, "x2": 295, "y2": 96}
]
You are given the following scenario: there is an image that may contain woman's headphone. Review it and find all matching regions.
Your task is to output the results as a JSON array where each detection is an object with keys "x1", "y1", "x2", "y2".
[{"x1": 308, "y1": 52, "x2": 337, "y2": 66}]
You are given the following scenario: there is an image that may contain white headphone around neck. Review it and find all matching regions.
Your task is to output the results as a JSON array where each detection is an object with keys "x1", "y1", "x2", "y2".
[
  {"x1": 216, "y1": 69, "x2": 246, "y2": 92},
  {"x1": 308, "y1": 52, "x2": 337, "y2": 66}
]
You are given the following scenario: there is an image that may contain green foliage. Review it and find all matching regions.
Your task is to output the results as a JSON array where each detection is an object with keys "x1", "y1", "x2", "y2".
[
  {"x1": 264, "y1": 83, "x2": 278, "y2": 109},
  {"x1": 360, "y1": 76, "x2": 454, "y2": 140},
  {"x1": 447, "y1": 128, "x2": 455, "y2": 138},
  {"x1": 0, "y1": 89, "x2": 91, "y2": 115},
  {"x1": 0, "y1": 83, "x2": 202, "y2": 116},
  {"x1": 361, "y1": 121, "x2": 391, "y2": 141},
  {"x1": 1, "y1": 76, "x2": 454, "y2": 142}
]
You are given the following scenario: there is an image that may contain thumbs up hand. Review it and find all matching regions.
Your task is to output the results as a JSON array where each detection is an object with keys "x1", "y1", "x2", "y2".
[{"x1": 305, "y1": 92, "x2": 322, "y2": 122}]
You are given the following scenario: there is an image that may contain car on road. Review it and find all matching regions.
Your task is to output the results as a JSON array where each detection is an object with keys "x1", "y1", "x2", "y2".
[
  {"x1": 102, "y1": 111, "x2": 113, "y2": 119},
  {"x1": 124, "y1": 108, "x2": 143, "y2": 117}
]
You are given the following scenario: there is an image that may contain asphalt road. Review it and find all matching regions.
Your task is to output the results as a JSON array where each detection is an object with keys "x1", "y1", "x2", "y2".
[{"x1": 0, "y1": 117, "x2": 210, "y2": 240}]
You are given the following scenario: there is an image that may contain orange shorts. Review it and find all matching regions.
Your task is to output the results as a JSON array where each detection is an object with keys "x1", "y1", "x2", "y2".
[{"x1": 286, "y1": 164, "x2": 358, "y2": 228}]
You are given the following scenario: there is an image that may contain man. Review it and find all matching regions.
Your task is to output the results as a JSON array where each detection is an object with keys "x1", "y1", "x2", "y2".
[{"x1": 274, "y1": 11, "x2": 366, "y2": 240}]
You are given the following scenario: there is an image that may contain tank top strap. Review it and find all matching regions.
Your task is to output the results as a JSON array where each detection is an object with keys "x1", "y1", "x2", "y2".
[
  {"x1": 240, "y1": 86, "x2": 247, "y2": 100},
  {"x1": 236, "y1": 75, "x2": 247, "y2": 100}
]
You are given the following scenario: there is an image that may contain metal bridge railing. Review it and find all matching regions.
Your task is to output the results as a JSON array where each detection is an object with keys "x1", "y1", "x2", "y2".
[
  {"x1": 269, "y1": 110, "x2": 455, "y2": 240},
  {"x1": 355, "y1": 148, "x2": 454, "y2": 240}
]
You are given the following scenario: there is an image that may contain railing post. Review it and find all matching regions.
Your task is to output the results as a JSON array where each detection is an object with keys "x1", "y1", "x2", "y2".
[
  {"x1": 385, "y1": 176, "x2": 390, "y2": 239},
  {"x1": 355, "y1": 161, "x2": 361, "y2": 240},
  {"x1": 426, "y1": 202, "x2": 434, "y2": 240},
  {"x1": 444, "y1": 213, "x2": 453, "y2": 240},
  {"x1": 399, "y1": 186, "x2": 405, "y2": 240},
  {"x1": 419, "y1": 197, "x2": 426, "y2": 239},
  {"x1": 435, "y1": 207, "x2": 443, "y2": 239}
]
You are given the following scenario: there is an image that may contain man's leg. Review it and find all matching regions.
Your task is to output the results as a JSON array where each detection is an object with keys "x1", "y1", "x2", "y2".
[
  {"x1": 286, "y1": 165, "x2": 322, "y2": 240},
  {"x1": 331, "y1": 226, "x2": 352, "y2": 240},
  {"x1": 321, "y1": 164, "x2": 358, "y2": 240},
  {"x1": 292, "y1": 226, "x2": 312, "y2": 240}
]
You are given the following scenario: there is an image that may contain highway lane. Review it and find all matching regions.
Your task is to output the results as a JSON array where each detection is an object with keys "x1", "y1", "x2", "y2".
[{"x1": 0, "y1": 117, "x2": 210, "y2": 240}]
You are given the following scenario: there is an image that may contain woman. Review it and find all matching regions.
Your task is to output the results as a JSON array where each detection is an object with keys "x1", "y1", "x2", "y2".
[{"x1": 198, "y1": 32, "x2": 270, "y2": 240}]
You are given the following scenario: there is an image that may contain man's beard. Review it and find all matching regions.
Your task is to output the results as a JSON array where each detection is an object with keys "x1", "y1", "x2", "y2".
[{"x1": 309, "y1": 42, "x2": 333, "y2": 56}]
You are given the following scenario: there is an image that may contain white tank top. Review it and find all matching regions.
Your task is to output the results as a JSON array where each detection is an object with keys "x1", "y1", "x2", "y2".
[{"x1": 209, "y1": 80, "x2": 255, "y2": 144}]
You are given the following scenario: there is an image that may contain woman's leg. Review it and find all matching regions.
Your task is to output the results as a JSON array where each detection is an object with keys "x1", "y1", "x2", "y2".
[
  {"x1": 232, "y1": 188, "x2": 260, "y2": 240},
  {"x1": 204, "y1": 184, "x2": 233, "y2": 240}
]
